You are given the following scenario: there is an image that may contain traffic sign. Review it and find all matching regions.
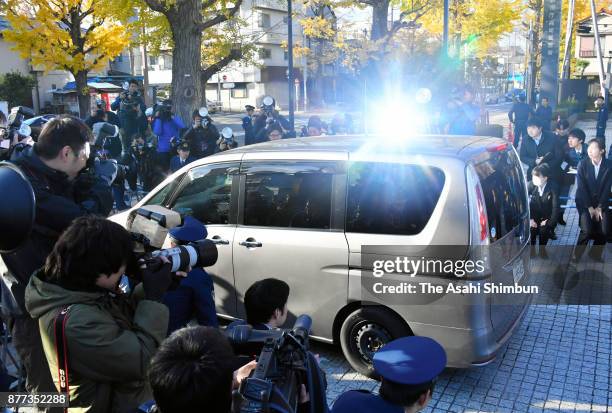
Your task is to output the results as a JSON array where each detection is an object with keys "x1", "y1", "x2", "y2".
[{"x1": 222, "y1": 82, "x2": 235, "y2": 89}]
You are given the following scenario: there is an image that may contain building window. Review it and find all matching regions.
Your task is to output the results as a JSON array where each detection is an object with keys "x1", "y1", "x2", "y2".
[
  {"x1": 259, "y1": 48, "x2": 272, "y2": 59},
  {"x1": 579, "y1": 37, "x2": 595, "y2": 57},
  {"x1": 258, "y1": 13, "x2": 271, "y2": 28},
  {"x1": 231, "y1": 86, "x2": 248, "y2": 99},
  {"x1": 148, "y1": 56, "x2": 158, "y2": 66},
  {"x1": 161, "y1": 55, "x2": 172, "y2": 70}
]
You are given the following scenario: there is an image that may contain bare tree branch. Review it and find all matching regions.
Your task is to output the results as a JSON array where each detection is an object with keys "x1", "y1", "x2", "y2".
[{"x1": 144, "y1": 0, "x2": 167, "y2": 13}]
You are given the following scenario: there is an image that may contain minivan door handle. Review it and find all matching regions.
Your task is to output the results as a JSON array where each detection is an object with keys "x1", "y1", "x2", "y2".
[
  {"x1": 239, "y1": 237, "x2": 263, "y2": 248},
  {"x1": 210, "y1": 236, "x2": 230, "y2": 245}
]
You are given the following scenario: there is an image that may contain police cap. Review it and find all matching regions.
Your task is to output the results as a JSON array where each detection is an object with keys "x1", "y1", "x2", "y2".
[
  {"x1": 169, "y1": 216, "x2": 208, "y2": 243},
  {"x1": 373, "y1": 336, "x2": 446, "y2": 385}
]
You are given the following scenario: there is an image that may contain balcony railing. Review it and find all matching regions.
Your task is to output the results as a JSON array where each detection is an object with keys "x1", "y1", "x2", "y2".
[
  {"x1": 253, "y1": 0, "x2": 286, "y2": 11},
  {"x1": 579, "y1": 50, "x2": 596, "y2": 58}
]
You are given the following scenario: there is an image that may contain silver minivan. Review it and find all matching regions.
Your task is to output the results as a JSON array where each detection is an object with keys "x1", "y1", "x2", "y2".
[{"x1": 110, "y1": 135, "x2": 532, "y2": 377}]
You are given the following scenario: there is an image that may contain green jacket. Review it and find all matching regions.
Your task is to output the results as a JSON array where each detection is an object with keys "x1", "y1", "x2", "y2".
[{"x1": 25, "y1": 271, "x2": 169, "y2": 413}]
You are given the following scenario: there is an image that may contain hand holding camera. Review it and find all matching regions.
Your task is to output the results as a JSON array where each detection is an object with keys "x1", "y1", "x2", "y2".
[{"x1": 141, "y1": 256, "x2": 173, "y2": 302}]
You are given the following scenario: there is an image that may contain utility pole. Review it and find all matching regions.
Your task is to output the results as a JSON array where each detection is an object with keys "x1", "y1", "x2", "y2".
[
  {"x1": 443, "y1": 0, "x2": 449, "y2": 56},
  {"x1": 287, "y1": 0, "x2": 295, "y2": 132},
  {"x1": 561, "y1": 0, "x2": 575, "y2": 79}
]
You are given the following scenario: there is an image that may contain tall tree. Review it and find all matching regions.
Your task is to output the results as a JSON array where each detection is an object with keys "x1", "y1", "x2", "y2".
[
  {"x1": 139, "y1": 0, "x2": 243, "y2": 122},
  {"x1": 2, "y1": 0, "x2": 130, "y2": 117}
]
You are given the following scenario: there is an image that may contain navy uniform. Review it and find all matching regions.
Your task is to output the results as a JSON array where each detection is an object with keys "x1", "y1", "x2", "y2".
[
  {"x1": 331, "y1": 336, "x2": 447, "y2": 413},
  {"x1": 243, "y1": 105, "x2": 256, "y2": 146},
  {"x1": 162, "y1": 216, "x2": 218, "y2": 334},
  {"x1": 508, "y1": 100, "x2": 533, "y2": 148},
  {"x1": 596, "y1": 103, "x2": 608, "y2": 139}
]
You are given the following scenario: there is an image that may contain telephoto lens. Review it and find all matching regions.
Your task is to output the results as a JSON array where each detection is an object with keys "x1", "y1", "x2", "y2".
[{"x1": 150, "y1": 239, "x2": 218, "y2": 272}]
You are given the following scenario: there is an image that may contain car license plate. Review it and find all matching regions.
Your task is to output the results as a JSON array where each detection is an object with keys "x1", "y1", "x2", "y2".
[{"x1": 512, "y1": 259, "x2": 525, "y2": 284}]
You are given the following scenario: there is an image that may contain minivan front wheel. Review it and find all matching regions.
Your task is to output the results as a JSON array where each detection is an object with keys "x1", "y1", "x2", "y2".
[{"x1": 339, "y1": 307, "x2": 412, "y2": 378}]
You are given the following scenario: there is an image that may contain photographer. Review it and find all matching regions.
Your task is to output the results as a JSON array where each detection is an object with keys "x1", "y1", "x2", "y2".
[
  {"x1": 152, "y1": 100, "x2": 185, "y2": 173},
  {"x1": 182, "y1": 109, "x2": 219, "y2": 159},
  {"x1": 216, "y1": 127, "x2": 238, "y2": 153},
  {"x1": 244, "y1": 278, "x2": 289, "y2": 330},
  {"x1": 92, "y1": 122, "x2": 130, "y2": 210},
  {"x1": 25, "y1": 216, "x2": 172, "y2": 412},
  {"x1": 148, "y1": 326, "x2": 257, "y2": 413},
  {"x1": 85, "y1": 109, "x2": 109, "y2": 130},
  {"x1": 332, "y1": 337, "x2": 446, "y2": 413},
  {"x1": 111, "y1": 79, "x2": 146, "y2": 147},
  {"x1": 265, "y1": 123, "x2": 285, "y2": 142},
  {"x1": 253, "y1": 97, "x2": 290, "y2": 143},
  {"x1": 0, "y1": 116, "x2": 113, "y2": 396}
]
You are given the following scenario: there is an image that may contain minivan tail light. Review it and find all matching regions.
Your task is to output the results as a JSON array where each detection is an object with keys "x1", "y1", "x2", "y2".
[
  {"x1": 466, "y1": 164, "x2": 490, "y2": 246},
  {"x1": 486, "y1": 143, "x2": 509, "y2": 152},
  {"x1": 474, "y1": 184, "x2": 488, "y2": 242}
]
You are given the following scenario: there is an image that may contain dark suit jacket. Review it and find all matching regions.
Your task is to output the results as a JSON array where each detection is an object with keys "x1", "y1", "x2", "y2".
[
  {"x1": 520, "y1": 131, "x2": 562, "y2": 177},
  {"x1": 528, "y1": 182, "x2": 559, "y2": 227},
  {"x1": 575, "y1": 158, "x2": 612, "y2": 213},
  {"x1": 169, "y1": 155, "x2": 195, "y2": 173}
]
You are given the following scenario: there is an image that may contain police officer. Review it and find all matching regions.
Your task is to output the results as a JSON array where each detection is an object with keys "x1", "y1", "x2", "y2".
[
  {"x1": 508, "y1": 95, "x2": 533, "y2": 149},
  {"x1": 243, "y1": 105, "x2": 256, "y2": 146},
  {"x1": 595, "y1": 96, "x2": 608, "y2": 139},
  {"x1": 162, "y1": 216, "x2": 218, "y2": 333},
  {"x1": 331, "y1": 336, "x2": 446, "y2": 413},
  {"x1": 534, "y1": 97, "x2": 553, "y2": 131}
]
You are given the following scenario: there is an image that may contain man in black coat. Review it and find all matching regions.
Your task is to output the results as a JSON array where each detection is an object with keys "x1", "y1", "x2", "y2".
[
  {"x1": 0, "y1": 116, "x2": 113, "y2": 395},
  {"x1": 528, "y1": 164, "x2": 559, "y2": 258},
  {"x1": 181, "y1": 109, "x2": 219, "y2": 159},
  {"x1": 508, "y1": 95, "x2": 533, "y2": 148},
  {"x1": 520, "y1": 117, "x2": 562, "y2": 180},
  {"x1": 534, "y1": 97, "x2": 553, "y2": 131},
  {"x1": 574, "y1": 139, "x2": 611, "y2": 261}
]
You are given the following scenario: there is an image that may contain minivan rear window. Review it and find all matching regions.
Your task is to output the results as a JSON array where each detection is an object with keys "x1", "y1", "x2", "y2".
[
  {"x1": 346, "y1": 162, "x2": 445, "y2": 235},
  {"x1": 474, "y1": 149, "x2": 527, "y2": 241}
]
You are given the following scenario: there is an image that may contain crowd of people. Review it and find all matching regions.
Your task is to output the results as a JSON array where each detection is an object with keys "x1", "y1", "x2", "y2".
[
  {"x1": 509, "y1": 97, "x2": 611, "y2": 261},
  {"x1": 0, "y1": 79, "x2": 610, "y2": 413}
]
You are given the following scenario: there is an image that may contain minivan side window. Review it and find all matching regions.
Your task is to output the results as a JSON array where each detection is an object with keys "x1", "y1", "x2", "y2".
[
  {"x1": 346, "y1": 162, "x2": 445, "y2": 235},
  {"x1": 475, "y1": 149, "x2": 527, "y2": 241},
  {"x1": 243, "y1": 169, "x2": 333, "y2": 229},
  {"x1": 145, "y1": 174, "x2": 184, "y2": 207},
  {"x1": 169, "y1": 164, "x2": 236, "y2": 225}
]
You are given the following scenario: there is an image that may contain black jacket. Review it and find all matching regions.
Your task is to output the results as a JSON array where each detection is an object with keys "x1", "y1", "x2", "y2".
[
  {"x1": 182, "y1": 124, "x2": 219, "y2": 158},
  {"x1": 508, "y1": 102, "x2": 533, "y2": 123},
  {"x1": 575, "y1": 158, "x2": 612, "y2": 213},
  {"x1": 528, "y1": 181, "x2": 559, "y2": 227},
  {"x1": 0, "y1": 146, "x2": 113, "y2": 314},
  {"x1": 520, "y1": 131, "x2": 562, "y2": 177}
]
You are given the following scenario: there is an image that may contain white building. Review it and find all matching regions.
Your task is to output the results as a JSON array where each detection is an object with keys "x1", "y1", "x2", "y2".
[
  {"x1": 110, "y1": 0, "x2": 305, "y2": 111},
  {"x1": 575, "y1": 10, "x2": 612, "y2": 96},
  {"x1": 0, "y1": 16, "x2": 72, "y2": 113}
]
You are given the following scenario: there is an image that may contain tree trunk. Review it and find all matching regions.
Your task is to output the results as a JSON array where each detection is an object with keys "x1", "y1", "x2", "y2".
[
  {"x1": 75, "y1": 70, "x2": 90, "y2": 118},
  {"x1": 168, "y1": 2, "x2": 203, "y2": 125},
  {"x1": 371, "y1": 0, "x2": 390, "y2": 41}
]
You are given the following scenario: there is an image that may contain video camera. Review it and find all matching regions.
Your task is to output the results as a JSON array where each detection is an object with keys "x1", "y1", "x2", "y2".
[
  {"x1": 126, "y1": 205, "x2": 218, "y2": 274},
  {"x1": 157, "y1": 100, "x2": 173, "y2": 121},
  {"x1": 5, "y1": 107, "x2": 34, "y2": 141},
  {"x1": 226, "y1": 315, "x2": 329, "y2": 413},
  {"x1": 120, "y1": 82, "x2": 141, "y2": 112}
]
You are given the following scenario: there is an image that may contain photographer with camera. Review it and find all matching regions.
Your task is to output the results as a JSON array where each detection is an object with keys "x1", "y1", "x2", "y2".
[
  {"x1": 331, "y1": 337, "x2": 446, "y2": 413},
  {"x1": 92, "y1": 121, "x2": 132, "y2": 210},
  {"x1": 25, "y1": 216, "x2": 173, "y2": 412},
  {"x1": 148, "y1": 326, "x2": 257, "y2": 413},
  {"x1": 217, "y1": 127, "x2": 238, "y2": 152},
  {"x1": 253, "y1": 96, "x2": 291, "y2": 143},
  {"x1": 182, "y1": 108, "x2": 219, "y2": 159},
  {"x1": 0, "y1": 115, "x2": 114, "y2": 396},
  {"x1": 111, "y1": 79, "x2": 146, "y2": 147},
  {"x1": 152, "y1": 99, "x2": 185, "y2": 173}
]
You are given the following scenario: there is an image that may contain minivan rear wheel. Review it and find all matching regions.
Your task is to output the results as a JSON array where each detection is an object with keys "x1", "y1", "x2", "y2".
[{"x1": 339, "y1": 307, "x2": 412, "y2": 379}]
